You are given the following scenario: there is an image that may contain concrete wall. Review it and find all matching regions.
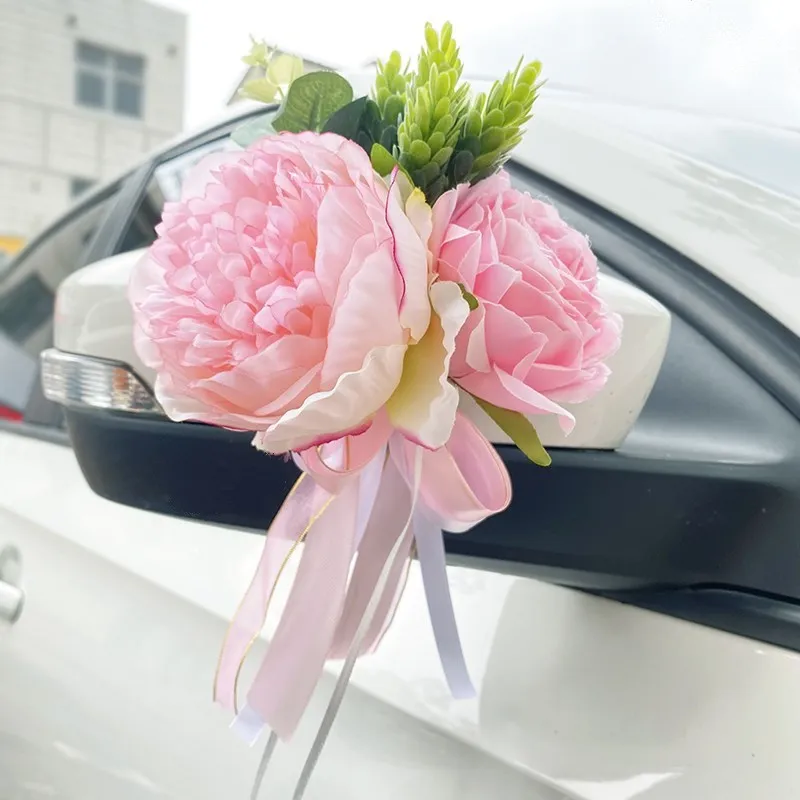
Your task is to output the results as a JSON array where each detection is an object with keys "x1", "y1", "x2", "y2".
[{"x1": 0, "y1": 0, "x2": 186, "y2": 245}]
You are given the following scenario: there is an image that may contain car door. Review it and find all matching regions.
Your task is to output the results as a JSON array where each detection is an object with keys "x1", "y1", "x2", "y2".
[{"x1": 5, "y1": 113, "x2": 800, "y2": 800}]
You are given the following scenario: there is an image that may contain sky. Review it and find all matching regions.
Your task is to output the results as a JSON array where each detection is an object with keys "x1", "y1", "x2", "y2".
[{"x1": 156, "y1": 0, "x2": 800, "y2": 131}]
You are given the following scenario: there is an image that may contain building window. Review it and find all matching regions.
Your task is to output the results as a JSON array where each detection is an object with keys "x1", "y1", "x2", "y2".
[
  {"x1": 70, "y1": 177, "x2": 95, "y2": 198},
  {"x1": 75, "y1": 41, "x2": 145, "y2": 118}
]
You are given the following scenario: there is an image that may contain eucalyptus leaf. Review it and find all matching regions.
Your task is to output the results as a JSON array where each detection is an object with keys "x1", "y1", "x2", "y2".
[
  {"x1": 230, "y1": 113, "x2": 277, "y2": 148},
  {"x1": 474, "y1": 397, "x2": 552, "y2": 466},
  {"x1": 321, "y1": 96, "x2": 368, "y2": 140},
  {"x1": 266, "y1": 53, "x2": 304, "y2": 86},
  {"x1": 272, "y1": 71, "x2": 354, "y2": 133},
  {"x1": 239, "y1": 77, "x2": 279, "y2": 104}
]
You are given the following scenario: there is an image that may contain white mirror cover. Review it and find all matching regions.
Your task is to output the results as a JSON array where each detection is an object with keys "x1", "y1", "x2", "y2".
[
  {"x1": 54, "y1": 250, "x2": 670, "y2": 450},
  {"x1": 461, "y1": 273, "x2": 671, "y2": 449}
]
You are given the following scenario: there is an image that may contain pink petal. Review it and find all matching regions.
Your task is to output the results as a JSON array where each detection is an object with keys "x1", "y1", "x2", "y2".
[
  {"x1": 457, "y1": 366, "x2": 575, "y2": 433},
  {"x1": 321, "y1": 245, "x2": 405, "y2": 389},
  {"x1": 256, "y1": 343, "x2": 408, "y2": 453}
]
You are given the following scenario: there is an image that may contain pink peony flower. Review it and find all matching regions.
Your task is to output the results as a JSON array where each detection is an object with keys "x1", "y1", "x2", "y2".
[
  {"x1": 430, "y1": 171, "x2": 622, "y2": 431},
  {"x1": 129, "y1": 132, "x2": 468, "y2": 454}
]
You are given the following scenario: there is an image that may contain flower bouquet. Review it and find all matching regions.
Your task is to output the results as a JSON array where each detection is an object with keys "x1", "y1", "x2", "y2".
[{"x1": 129, "y1": 22, "x2": 622, "y2": 798}]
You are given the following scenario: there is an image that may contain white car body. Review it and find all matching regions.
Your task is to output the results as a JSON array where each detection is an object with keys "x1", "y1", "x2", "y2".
[{"x1": 2, "y1": 95, "x2": 800, "y2": 800}]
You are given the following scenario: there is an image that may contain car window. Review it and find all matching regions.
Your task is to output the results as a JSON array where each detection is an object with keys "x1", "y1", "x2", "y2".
[
  {"x1": 0, "y1": 188, "x2": 121, "y2": 423},
  {"x1": 116, "y1": 137, "x2": 237, "y2": 255},
  {"x1": 0, "y1": 133, "x2": 243, "y2": 428}
]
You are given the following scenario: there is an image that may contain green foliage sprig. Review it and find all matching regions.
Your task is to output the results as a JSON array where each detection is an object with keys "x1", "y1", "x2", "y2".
[
  {"x1": 395, "y1": 23, "x2": 471, "y2": 203},
  {"x1": 461, "y1": 59, "x2": 544, "y2": 183},
  {"x1": 231, "y1": 23, "x2": 544, "y2": 203},
  {"x1": 372, "y1": 22, "x2": 544, "y2": 203}
]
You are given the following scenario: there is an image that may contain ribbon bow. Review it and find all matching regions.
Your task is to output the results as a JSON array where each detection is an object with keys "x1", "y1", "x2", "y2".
[{"x1": 214, "y1": 410, "x2": 511, "y2": 797}]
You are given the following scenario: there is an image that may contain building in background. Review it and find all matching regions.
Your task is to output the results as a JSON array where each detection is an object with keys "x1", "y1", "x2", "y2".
[{"x1": 0, "y1": 0, "x2": 186, "y2": 262}]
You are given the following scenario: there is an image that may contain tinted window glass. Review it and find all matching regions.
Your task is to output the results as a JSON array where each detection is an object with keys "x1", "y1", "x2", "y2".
[
  {"x1": 0, "y1": 188, "x2": 120, "y2": 421},
  {"x1": 76, "y1": 42, "x2": 107, "y2": 67},
  {"x1": 0, "y1": 119, "x2": 271, "y2": 427},
  {"x1": 114, "y1": 79, "x2": 143, "y2": 118},
  {"x1": 115, "y1": 53, "x2": 144, "y2": 77},
  {"x1": 76, "y1": 71, "x2": 105, "y2": 109},
  {"x1": 117, "y1": 136, "x2": 241, "y2": 254}
]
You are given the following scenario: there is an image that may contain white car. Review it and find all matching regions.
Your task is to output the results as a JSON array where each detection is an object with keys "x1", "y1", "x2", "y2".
[{"x1": 2, "y1": 91, "x2": 800, "y2": 800}]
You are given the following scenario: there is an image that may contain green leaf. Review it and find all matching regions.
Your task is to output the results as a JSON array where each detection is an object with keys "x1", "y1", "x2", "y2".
[
  {"x1": 450, "y1": 149, "x2": 473, "y2": 183},
  {"x1": 415, "y1": 161, "x2": 439, "y2": 186},
  {"x1": 408, "y1": 139, "x2": 432, "y2": 167},
  {"x1": 383, "y1": 94, "x2": 405, "y2": 124},
  {"x1": 458, "y1": 135, "x2": 481, "y2": 157},
  {"x1": 427, "y1": 130, "x2": 445, "y2": 154},
  {"x1": 239, "y1": 77, "x2": 279, "y2": 104},
  {"x1": 465, "y1": 109, "x2": 482, "y2": 138},
  {"x1": 380, "y1": 125, "x2": 398, "y2": 151},
  {"x1": 242, "y1": 37, "x2": 272, "y2": 68},
  {"x1": 458, "y1": 283, "x2": 478, "y2": 310},
  {"x1": 434, "y1": 97, "x2": 450, "y2": 119},
  {"x1": 433, "y1": 113, "x2": 454, "y2": 135},
  {"x1": 474, "y1": 397, "x2": 552, "y2": 466},
  {"x1": 519, "y1": 61, "x2": 542, "y2": 86},
  {"x1": 426, "y1": 175, "x2": 447, "y2": 203},
  {"x1": 272, "y1": 71, "x2": 354, "y2": 133},
  {"x1": 376, "y1": 86, "x2": 391, "y2": 106},
  {"x1": 230, "y1": 113, "x2": 276, "y2": 148},
  {"x1": 321, "y1": 95, "x2": 368, "y2": 140},
  {"x1": 484, "y1": 108, "x2": 505, "y2": 129},
  {"x1": 503, "y1": 101, "x2": 524, "y2": 124},
  {"x1": 356, "y1": 131, "x2": 373, "y2": 152},
  {"x1": 480, "y1": 126, "x2": 505, "y2": 153},
  {"x1": 424, "y1": 22, "x2": 439, "y2": 51},
  {"x1": 370, "y1": 142, "x2": 397, "y2": 176},
  {"x1": 431, "y1": 145, "x2": 453, "y2": 167},
  {"x1": 267, "y1": 53, "x2": 304, "y2": 86}
]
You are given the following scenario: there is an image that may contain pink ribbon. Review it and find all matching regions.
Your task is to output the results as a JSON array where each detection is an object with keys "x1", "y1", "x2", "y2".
[{"x1": 214, "y1": 410, "x2": 512, "y2": 743}]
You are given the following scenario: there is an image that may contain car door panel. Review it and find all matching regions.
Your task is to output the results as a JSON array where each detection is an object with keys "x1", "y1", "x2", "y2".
[
  {"x1": 4, "y1": 429, "x2": 800, "y2": 799},
  {"x1": 0, "y1": 431, "x2": 567, "y2": 800}
]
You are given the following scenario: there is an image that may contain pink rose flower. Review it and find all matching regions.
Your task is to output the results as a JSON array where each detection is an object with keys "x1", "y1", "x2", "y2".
[
  {"x1": 430, "y1": 171, "x2": 622, "y2": 431},
  {"x1": 129, "y1": 132, "x2": 468, "y2": 453}
]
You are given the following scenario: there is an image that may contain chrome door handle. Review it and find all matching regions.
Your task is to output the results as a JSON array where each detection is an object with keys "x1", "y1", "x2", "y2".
[{"x1": 0, "y1": 546, "x2": 23, "y2": 624}]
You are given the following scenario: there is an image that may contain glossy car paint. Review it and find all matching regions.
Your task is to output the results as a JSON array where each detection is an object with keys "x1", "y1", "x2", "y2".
[
  {"x1": 2, "y1": 99, "x2": 800, "y2": 799},
  {"x1": 518, "y1": 100, "x2": 800, "y2": 339},
  {"x1": 4, "y1": 432, "x2": 800, "y2": 799}
]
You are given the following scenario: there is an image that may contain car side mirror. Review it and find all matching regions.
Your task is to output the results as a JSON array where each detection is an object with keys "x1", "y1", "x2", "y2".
[{"x1": 42, "y1": 249, "x2": 671, "y2": 588}]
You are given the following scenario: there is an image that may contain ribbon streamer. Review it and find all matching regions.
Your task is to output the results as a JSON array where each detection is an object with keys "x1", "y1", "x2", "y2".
[
  {"x1": 413, "y1": 510, "x2": 475, "y2": 699},
  {"x1": 213, "y1": 411, "x2": 512, "y2": 798}
]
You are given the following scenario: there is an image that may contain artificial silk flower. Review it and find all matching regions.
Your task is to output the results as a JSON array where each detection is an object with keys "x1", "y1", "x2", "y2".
[
  {"x1": 128, "y1": 21, "x2": 622, "y2": 800},
  {"x1": 131, "y1": 132, "x2": 448, "y2": 454},
  {"x1": 430, "y1": 171, "x2": 622, "y2": 431}
]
